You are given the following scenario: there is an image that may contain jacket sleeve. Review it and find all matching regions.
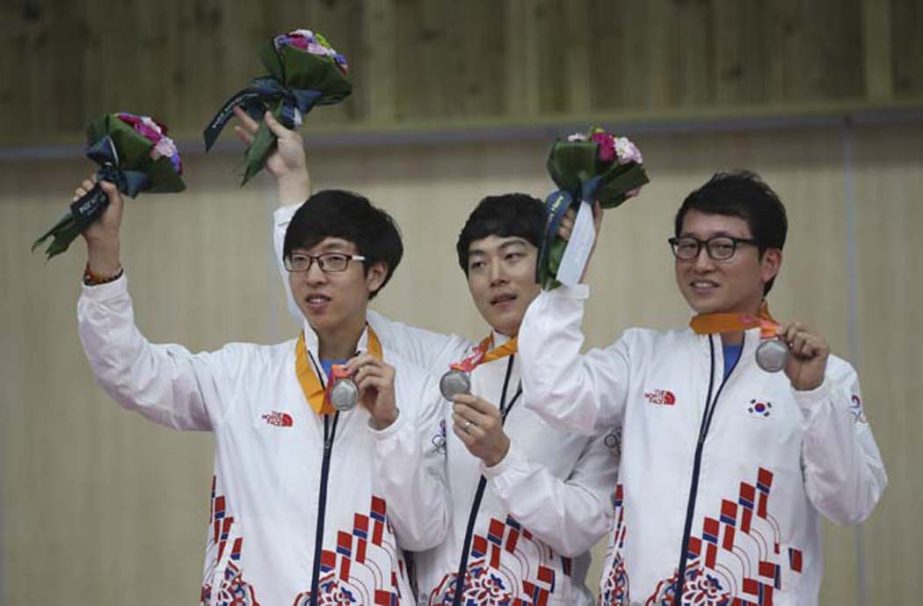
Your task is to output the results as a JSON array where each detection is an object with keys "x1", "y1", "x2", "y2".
[
  {"x1": 77, "y1": 275, "x2": 234, "y2": 431},
  {"x1": 797, "y1": 359, "x2": 888, "y2": 525},
  {"x1": 274, "y1": 205, "x2": 470, "y2": 373},
  {"x1": 371, "y1": 371, "x2": 450, "y2": 551},
  {"x1": 483, "y1": 430, "x2": 619, "y2": 557},
  {"x1": 519, "y1": 284, "x2": 631, "y2": 435}
]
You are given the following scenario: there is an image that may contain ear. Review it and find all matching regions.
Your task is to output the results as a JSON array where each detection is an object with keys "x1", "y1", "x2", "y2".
[
  {"x1": 365, "y1": 260, "x2": 388, "y2": 294},
  {"x1": 760, "y1": 248, "x2": 782, "y2": 285}
]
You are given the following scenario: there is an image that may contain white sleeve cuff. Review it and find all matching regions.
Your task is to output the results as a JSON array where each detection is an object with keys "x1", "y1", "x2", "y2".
[
  {"x1": 481, "y1": 441, "x2": 526, "y2": 480},
  {"x1": 546, "y1": 283, "x2": 589, "y2": 300},
  {"x1": 793, "y1": 376, "x2": 833, "y2": 412},
  {"x1": 80, "y1": 272, "x2": 128, "y2": 301}
]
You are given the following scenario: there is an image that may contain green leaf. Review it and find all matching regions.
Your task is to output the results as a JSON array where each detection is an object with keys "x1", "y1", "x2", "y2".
[
  {"x1": 276, "y1": 45, "x2": 352, "y2": 102},
  {"x1": 541, "y1": 237, "x2": 567, "y2": 290},
  {"x1": 240, "y1": 101, "x2": 282, "y2": 185},
  {"x1": 258, "y1": 40, "x2": 285, "y2": 82},
  {"x1": 547, "y1": 141, "x2": 598, "y2": 195},
  {"x1": 596, "y1": 163, "x2": 649, "y2": 209}
]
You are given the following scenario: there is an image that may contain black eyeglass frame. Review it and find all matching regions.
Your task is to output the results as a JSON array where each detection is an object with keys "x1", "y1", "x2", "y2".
[
  {"x1": 667, "y1": 235, "x2": 760, "y2": 261},
  {"x1": 284, "y1": 252, "x2": 367, "y2": 273}
]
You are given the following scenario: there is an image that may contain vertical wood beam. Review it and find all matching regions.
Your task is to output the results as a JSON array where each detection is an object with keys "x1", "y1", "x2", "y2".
[
  {"x1": 863, "y1": 0, "x2": 893, "y2": 101},
  {"x1": 505, "y1": 0, "x2": 540, "y2": 117},
  {"x1": 363, "y1": 0, "x2": 397, "y2": 124},
  {"x1": 564, "y1": 0, "x2": 590, "y2": 114}
]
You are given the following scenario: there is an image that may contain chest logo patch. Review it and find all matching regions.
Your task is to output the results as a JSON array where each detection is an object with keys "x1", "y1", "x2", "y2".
[
  {"x1": 644, "y1": 389, "x2": 676, "y2": 406},
  {"x1": 262, "y1": 411, "x2": 294, "y2": 427},
  {"x1": 748, "y1": 399, "x2": 772, "y2": 418}
]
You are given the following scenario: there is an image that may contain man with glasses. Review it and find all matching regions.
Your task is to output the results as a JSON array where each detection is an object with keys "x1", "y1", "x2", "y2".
[
  {"x1": 238, "y1": 109, "x2": 617, "y2": 604},
  {"x1": 74, "y1": 173, "x2": 449, "y2": 605},
  {"x1": 517, "y1": 171, "x2": 887, "y2": 605}
]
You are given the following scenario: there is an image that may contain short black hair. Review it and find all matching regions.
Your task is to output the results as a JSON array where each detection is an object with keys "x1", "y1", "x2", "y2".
[
  {"x1": 456, "y1": 193, "x2": 546, "y2": 274},
  {"x1": 284, "y1": 190, "x2": 403, "y2": 299},
  {"x1": 675, "y1": 171, "x2": 788, "y2": 294}
]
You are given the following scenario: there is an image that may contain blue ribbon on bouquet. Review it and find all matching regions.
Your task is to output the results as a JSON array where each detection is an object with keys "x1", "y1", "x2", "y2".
[
  {"x1": 203, "y1": 77, "x2": 324, "y2": 150},
  {"x1": 69, "y1": 136, "x2": 151, "y2": 225}
]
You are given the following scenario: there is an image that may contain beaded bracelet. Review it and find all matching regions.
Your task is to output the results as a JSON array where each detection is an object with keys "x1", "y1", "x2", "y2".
[{"x1": 83, "y1": 264, "x2": 124, "y2": 286}]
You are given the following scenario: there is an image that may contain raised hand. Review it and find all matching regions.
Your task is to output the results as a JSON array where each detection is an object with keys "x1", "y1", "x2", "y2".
[
  {"x1": 75, "y1": 176, "x2": 123, "y2": 277},
  {"x1": 233, "y1": 107, "x2": 311, "y2": 206}
]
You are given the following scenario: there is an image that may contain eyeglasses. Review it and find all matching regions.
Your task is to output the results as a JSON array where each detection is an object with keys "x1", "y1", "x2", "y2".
[
  {"x1": 284, "y1": 252, "x2": 366, "y2": 273},
  {"x1": 668, "y1": 236, "x2": 759, "y2": 261}
]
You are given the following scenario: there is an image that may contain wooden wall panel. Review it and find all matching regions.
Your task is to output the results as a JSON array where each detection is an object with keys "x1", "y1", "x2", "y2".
[
  {"x1": 0, "y1": 0, "x2": 918, "y2": 146},
  {"x1": 891, "y1": 0, "x2": 923, "y2": 98},
  {"x1": 852, "y1": 124, "x2": 923, "y2": 605}
]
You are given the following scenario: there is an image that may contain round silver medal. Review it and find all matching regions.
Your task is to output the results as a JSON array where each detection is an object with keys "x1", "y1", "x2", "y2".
[
  {"x1": 439, "y1": 369, "x2": 471, "y2": 401},
  {"x1": 329, "y1": 378, "x2": 358, "y2": 411},
  {"x1": 755, "y1": 339, "x2": 788, "y2": 373}
]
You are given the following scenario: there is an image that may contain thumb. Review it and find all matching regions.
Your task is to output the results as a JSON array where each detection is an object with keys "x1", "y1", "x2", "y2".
[
  {"x1": 264, "y1": 110, "x2": 292, "y2": 138},
  {"x1": 97, "y1": 179, "x2": 125, "y2": 214}
]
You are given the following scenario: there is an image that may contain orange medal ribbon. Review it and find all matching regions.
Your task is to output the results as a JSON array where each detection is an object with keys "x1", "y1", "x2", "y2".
[
  {"x1": 690, "y1": 301, "x2": 780, "y2": 339},
  {"x1": 295, "y1": 326, "x2": 383, "y2": 416},
  {"x1": 450, "y1": 335, "x2": 518, "y2": 373}
]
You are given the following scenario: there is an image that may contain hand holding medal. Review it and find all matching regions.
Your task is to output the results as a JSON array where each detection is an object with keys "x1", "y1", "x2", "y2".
[
  {"x1": 775, "y1": 321, "x2": 830, "y2": 391},
  {"x1": 690, "y1": 305, "x2": 829, "y2": 389},
  {"x1": 343, "y1": 353, "x2": 399, "y2": 429}
]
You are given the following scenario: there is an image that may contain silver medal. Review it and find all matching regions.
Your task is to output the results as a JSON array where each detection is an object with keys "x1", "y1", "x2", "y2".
[
  {"x1": 439, "y1": 369, "x2": 471, "y2": 400},
  {"x1": 329, "y1": 378, "x2": 358, "y2": 411},
  {"x1": 755, "y1": 339, "x2": 788, "y2": 373}
]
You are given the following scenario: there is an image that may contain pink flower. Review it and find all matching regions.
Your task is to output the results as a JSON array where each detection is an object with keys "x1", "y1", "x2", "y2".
[
  {"x1": 614, "y1": 137, "x2": 643, "y2": 165},
  {"x1": 591, "y1": 132, "x2": 616, "y2": 163},
  {"x1": 115, "y1": 113, "x2": 182, "y2": 174}
]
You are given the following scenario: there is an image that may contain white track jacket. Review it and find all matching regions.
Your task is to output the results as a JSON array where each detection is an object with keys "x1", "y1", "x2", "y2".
[
  {"x1": 78, "y1": 276, "x2": 449, "y2": 606},
  {"x1": 274, "y1": 205, "x2": 619, "y2": 605},
  {"x1": 518, "y1": 285, "x2": 887, "y2": 606}
]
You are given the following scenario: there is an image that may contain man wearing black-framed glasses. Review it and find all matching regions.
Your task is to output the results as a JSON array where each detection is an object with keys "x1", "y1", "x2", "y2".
[
  {"x1": 517, "y1": 170, "x2": 887, "y2": 605},
  {"x1": 73, "y1": 161, "x2": 450, "y2": 603}
]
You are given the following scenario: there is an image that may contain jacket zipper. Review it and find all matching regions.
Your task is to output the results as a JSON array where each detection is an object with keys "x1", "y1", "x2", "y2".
[
  {"x1": 309, "y1": 355, "x2": 340, "y2": 606},
  {"x1": 673, "y1": 334, "x2": 743, "y2": 605},
  {"x1": 451, "y1": 355, "x2": 522, "y2": 606}
]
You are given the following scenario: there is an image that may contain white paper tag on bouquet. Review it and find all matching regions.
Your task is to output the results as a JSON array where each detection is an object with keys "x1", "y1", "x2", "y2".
[{"x1": 555, "y1": 201, "x2": 596, "y2": 286}]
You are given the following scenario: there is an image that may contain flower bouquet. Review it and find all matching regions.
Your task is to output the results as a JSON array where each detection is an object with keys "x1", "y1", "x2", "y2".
[
  {"x1": 32, "y1": 112, "x2": 185, "y2": 260},
  {"x1": 203, "y1": 28, "x2": 352, "y2": 185},
  {"x1": 537, "y1": 127, "x2": 649, "y2": 289}
]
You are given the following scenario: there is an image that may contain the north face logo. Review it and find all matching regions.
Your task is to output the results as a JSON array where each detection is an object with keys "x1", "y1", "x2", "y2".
[
  {"x1": 644, "y1": 389, "x2": 676, "y2": 405},
  {"x1": 262, "y1": 411, "x2": 294, "y2": 427}
]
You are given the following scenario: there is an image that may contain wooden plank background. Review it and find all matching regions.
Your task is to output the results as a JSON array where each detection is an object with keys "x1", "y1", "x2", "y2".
[{"x1": 0, "y1": 0, "x2": 920, "y2": 147}]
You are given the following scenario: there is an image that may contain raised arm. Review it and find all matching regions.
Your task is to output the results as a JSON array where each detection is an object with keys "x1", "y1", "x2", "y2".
[
  {"x1": 518, "y1": 284, "x2": 631, "y2": 435},
  {"x1": 77, "y1": 178, "x2": 231, "y2": 431}
]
